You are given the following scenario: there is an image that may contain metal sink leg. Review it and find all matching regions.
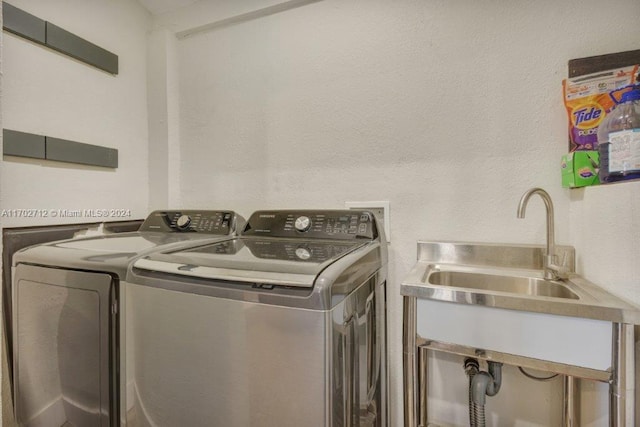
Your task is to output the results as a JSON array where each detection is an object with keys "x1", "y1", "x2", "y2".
[
  {"x1": 403, "y1": 296, "x2": 418, "y2": 427},
  {"x1": 402, "y1": 295, "x2": 428, "y2": 427},
  {"x1": 563, "y1": 376, "x2": 580, "y2": 426},
  {"x1": 611, "y1": 323, "x2": 635, "y2": 426},
  {"x1": 418, "y1": 346, "x2": 428, "y2": 427}
]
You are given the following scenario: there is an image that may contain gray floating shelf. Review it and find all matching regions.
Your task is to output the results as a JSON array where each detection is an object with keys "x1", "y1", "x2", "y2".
[
  {"x1": 3, "y1": 129, "x2": 118, "y2": 169},
  {"x1": 3, "y1": 129, "x2": 45, "y2": 159},
  {"x1": 46, "y1": 136, "x2": 118, "y2": 168},
  {"x1": 3, "y1": 2, "x2": 119, "y2": 74}
]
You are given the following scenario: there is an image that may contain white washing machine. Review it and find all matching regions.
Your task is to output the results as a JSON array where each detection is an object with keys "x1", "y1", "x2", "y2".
[{"x1": 11, "y1": 210, "x2": 244, "y2": 427}]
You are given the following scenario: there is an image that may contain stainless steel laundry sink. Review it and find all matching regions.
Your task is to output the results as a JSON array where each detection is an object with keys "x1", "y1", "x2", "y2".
[
  {"x1": 426, "y1": 267, "x2": 579, "y2": 300},
  {"x1": 401, "y1": 241, "x2": 640, "y2": 323},
  {"x1": 402, "y1": 241, "x2": 640, "y2": 427}
]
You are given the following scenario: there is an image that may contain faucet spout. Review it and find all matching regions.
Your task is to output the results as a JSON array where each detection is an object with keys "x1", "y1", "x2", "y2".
[{"x1": 517, "y1": 188, "x2": 563, "y2": 280}]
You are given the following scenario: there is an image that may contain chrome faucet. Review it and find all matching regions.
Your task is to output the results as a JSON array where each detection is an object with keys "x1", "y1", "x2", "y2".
[{"x1": 517, "y1": 188, "x2": 568, "y2": 280}]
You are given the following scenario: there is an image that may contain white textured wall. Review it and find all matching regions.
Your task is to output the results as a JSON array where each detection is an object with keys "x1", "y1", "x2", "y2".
[
  {"x1": 569, "y1": 181, "x2": 640, "y2": 306},
  {"x1": 148, "y1": 28, "x2": 182, "y2": 210},
  {"x1": 172, "y1": 0, "x2": 640, "y2": 425},
  {"x1": 1, "y1": 0, "x2": 151, "y2": 228}
]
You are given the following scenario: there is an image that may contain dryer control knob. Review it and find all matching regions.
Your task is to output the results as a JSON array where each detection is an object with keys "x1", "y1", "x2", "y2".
[
  {"x1": 294, "y1": 216, "x2": 311, "y2": 232},
  {"x1": 176, "y1": 215, "x2": 192, "y2": 230}
]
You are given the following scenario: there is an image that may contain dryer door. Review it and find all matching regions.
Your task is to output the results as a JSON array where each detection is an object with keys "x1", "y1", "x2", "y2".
[{"x1": 13, "y1": 264, "x2": 116, "y2": 427}]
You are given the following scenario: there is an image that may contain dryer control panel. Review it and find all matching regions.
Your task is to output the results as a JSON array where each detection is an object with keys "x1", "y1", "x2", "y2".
[
  {"x1": 140, "y1": 210, "x2": 238, "y2": 234},
  {"x1": 243, "y1": 210, "x2": 377, "y2": 240}
]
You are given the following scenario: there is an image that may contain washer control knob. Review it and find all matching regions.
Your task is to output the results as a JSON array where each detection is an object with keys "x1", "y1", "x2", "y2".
[
  {"x1": 294, "y1": 216, "x2": 311, "y2": 232},
  {"x1": 176, "y1": 215, "x2": 192, "y2": 230},
  {"x1": 295, "y1": 247, "x2": 311, "y2": 260}
]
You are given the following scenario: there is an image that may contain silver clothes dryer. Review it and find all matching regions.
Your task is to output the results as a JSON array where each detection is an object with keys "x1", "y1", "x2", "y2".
[
  {"x1": 11, "y1": 210, "x2": 244, "y2": 427},
  {"x1": 127, "y1": 210, "x2": 388, "y2": 427}
]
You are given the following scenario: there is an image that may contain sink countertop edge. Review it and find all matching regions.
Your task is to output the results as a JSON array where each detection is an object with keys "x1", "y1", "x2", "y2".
[{"x1": 401, "y1": 259, "x2": 640, "y2": 325}]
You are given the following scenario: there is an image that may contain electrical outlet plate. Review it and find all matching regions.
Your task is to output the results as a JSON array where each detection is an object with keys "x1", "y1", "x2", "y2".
[{"x1": 345, "y1": 201, "x2": 390, "y2": 243}]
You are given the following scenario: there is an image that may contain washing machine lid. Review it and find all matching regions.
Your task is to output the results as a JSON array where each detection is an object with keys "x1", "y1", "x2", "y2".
[
  {"x1": 13, "y1": 210, "x2": 245, "y2": 272},
  {"x1": 55, "y1": 234, "x2": 173, "y2": 253},
  {"x1": 133, "y1": 237, "x2": 368, "y2": 288}
]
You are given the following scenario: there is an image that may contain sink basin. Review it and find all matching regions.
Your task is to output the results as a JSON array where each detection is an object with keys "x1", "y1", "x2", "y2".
[{"x1": 427, "y1": 269, "x2": 579, "y2": 300}]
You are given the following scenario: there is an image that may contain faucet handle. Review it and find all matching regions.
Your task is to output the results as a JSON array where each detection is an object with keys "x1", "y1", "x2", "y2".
[
  {"x1": 548, "y1": 251, "x2": 571, "y2": 280},
  {"x1": 559, "y1": 251, "x2": 569, "y2": 267}
]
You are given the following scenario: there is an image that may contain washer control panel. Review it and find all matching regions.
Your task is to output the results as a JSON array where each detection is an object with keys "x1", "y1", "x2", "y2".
[
  {"x1": 243, "y1": 210, "x2": 377, "y2": 240},
  {"x1": 245, "y1": 240, "x2": 358, "y2": 262},
  {"x1": 140, "y1": 210, "x2": 238, "y2": 234}
]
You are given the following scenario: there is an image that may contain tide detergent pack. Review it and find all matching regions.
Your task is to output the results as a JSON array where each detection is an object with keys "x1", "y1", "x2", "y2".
[{"x1": 561, "y1": 64, "x2": 639, "y2": 187}]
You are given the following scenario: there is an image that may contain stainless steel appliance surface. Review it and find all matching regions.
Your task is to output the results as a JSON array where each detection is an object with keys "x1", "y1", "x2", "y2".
[
  {"x1": 126, "y1": 210, "x2": 388, "y2": 427},
  {"x1": 11, "y1": 210, "x2": 244, "y2": 427}
]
